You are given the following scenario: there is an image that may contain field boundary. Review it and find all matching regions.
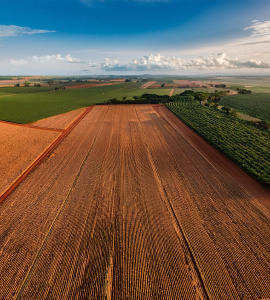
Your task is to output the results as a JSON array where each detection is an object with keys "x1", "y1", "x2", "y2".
[
  {"x1": 0, "y1": 120, "x2": 65, "y2": 132},
  {"x1": 154, "y1": 105, "x2": 270, "y2": 201},
  {"x1": 0, "y1": 106, "x2": 94, "y2": 205}
]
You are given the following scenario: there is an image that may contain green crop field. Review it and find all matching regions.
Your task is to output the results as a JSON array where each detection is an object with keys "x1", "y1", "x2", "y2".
[
  {"x1": 0, "y1": 84, "x2": 171, "y2": 124},
  {"x1": 0, "y1": 92, "x2": 12, "y2": 96},
  {"x1": 0, "y1": 86, "x2": 60, "y2": 94},
  {"x1": 167, "y1": 100, "x2": 270, "y2": 188},
  {"x1": 220, "y1": 93, "x2": 270, "y2": 121}
]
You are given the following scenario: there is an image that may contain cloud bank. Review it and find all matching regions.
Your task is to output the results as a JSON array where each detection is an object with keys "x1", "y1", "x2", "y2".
[
  {"x1": 101, "y1": 53, "x2": 270, "y2": 71},
  {"x1": 0, "y1": 25, "x2": 56, "y2": 37},
  {"x1": 244, "y1": 20, "x2": 270, "y2": 37},
  {"x1": 10, "y1": 54, "x2": 81, "y2": 68},
  {"x1": 32, "y1": 54, "x2": 81, "y2": 64}
]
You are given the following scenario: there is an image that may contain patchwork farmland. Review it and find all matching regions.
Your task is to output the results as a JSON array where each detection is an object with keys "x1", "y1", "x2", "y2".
[{"x1": 0, "y1": 104, "x2": 270, "y2": 299}]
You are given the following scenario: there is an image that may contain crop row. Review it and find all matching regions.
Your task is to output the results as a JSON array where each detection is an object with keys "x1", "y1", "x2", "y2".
[
  {"x1": 167, "y1": 101, "x2": 270, "y2": 188},
  {"x1": 220, "y1": 93, "x2": 270, "y2": 121}
]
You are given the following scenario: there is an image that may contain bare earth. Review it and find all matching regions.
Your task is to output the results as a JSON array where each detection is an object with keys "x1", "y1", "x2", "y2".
[
  {"x1": 32, "y1": 108, "x2": 87, "y2": 129},
  {"x1": 140, "y1": 81, "x2": 157, "y2": 89},
  {"x1": 169, "y1": 88, "x2": 174, "y2": 96},
  {"x1": 0, "y1": 105, "x2": 269, "y2": 299},
  {"x1": 0, "y1": 122, "x2": 60, "y2": 197}
]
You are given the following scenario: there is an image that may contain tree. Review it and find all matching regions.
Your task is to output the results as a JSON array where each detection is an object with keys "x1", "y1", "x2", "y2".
[{"x1": 221, "y1": 106, "x2": 230, "y2": 113}]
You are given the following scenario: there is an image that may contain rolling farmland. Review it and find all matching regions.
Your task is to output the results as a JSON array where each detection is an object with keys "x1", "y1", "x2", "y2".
[
  {"x1": 0, "y1": 105, "x2": 270, "y2": 299},
  {"x1": 0, "y1": 84, "x2": 170, "y2": 123}
]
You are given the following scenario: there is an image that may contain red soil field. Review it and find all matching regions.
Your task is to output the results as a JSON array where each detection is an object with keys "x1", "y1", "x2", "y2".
[
  {"x1": 190, "y1": 81, "x2": 211, "y2": 88},
  {"x1": 140, "y1": 81, "x2": 157, "y2": 89},
  {"x1": 32, "y1": 107, "x2": 87, "y2": 130},
  {"x1": 0, "y1": 121, "x2": 61, "y2": 197},
  {"x1": 110, "y1": 79, "x2": 126, "y2": 82},
  {"x1": 0, "y1": 105, "x2": 269, "y2": 299}
]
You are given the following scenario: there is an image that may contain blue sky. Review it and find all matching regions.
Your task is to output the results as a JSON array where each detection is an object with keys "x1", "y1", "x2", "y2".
[{"x1": 1, "y1": 0, "x2": 270, "y2": 75}]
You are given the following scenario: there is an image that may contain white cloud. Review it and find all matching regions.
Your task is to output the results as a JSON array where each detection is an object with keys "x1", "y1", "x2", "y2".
[
  {"x1": 244, "y1": 20, "x2": 270, "y2": 37},
  {"x1": 101, "y1": 53, "x2": 270, "y2": 71},
  {"x1": 32, "y1": 54, "x2": 81, "y2": 63},
  {"x1": 10, "y1": 59, "x2": 28, "y2": 66},
  {"x1": 9, "y1": 54, "x2": 81, "y2": 69},
  {"x1": 0, "y1": 25, "x2": 56, "y2": 37},
  {"x1": 89, "y1": 62, "x2": 101, "y2": 67}
]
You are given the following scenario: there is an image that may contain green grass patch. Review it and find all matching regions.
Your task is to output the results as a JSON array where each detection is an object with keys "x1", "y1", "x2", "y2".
[
  {"x1": 167, "y1": 100, "x2": 270, "y2": 188},
  {"x1": 220, "y1": 93, "x2": 270, "y2": 122},
  {"x1": 0, "y1": 86, "x2": 57, "y2": 94}
]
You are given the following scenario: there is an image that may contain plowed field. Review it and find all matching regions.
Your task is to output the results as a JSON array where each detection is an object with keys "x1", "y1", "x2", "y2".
[
  {"x1": 0, "y1": 105, "x2": 270, "y2": 299},
  {"x1": 0, "y1": 121, "x2": 61, "y2": 197},
  {"x1": 32, "y1": 108, "x2": 87, "y2": 129}
]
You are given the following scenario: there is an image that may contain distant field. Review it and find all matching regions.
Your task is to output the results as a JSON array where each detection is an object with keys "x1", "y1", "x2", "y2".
[
  {"x1": 0, "y1": 86, "x2": 57, "y2": 94},
  {"x1": 173, "y1": 88, "x2": 229, "y2": 94},
  {"x1": 0, "y1": 85, "x2": 171, "y2": 123},
  {"x1": 220, "y1": 93, "x2": 270, "y2": 121}
]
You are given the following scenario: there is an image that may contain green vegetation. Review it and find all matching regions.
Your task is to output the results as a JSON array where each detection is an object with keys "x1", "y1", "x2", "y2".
[
  {"x1": 179, "y1": 89, "x2": 229, "y2": 102},
  {"x1": 100, "y1": 92, "x2": 196, "y2": 105},
  {"x1": 220, "y1": 93, "x2": 270, "y2": 122},
  {"x1": 237, "y1": 88, "x2": 252, "y2": 94},
  {"x1": 99, "y1": 89, "x2": 228, "y2": 106},
  {"x1": 0, "y1": 86, "x2": 58, "y2": 94},
  {"x1": 167, "y1": 99, "x2": 270, "y2": 188},
  {"x1": 0, "y1": 84, "x2": 128, "y2": 123},
  {"x1": 100, "y1": 93, "x2": 171, "y2": 105}
]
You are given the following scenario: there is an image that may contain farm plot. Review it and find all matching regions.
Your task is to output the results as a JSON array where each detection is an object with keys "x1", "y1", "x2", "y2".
[
  {"x1": 0, "y1": 105, "x2": 270, "y2": 299},
  {"x1": 140, "y1": 81, "x2": 157, "y2": 89},
  {"x1": 0, "y1": 121, "x2": 61, "y2": 197},
  {"x1": 32, "y1": 107, "x2": 87, "y2": 129}
]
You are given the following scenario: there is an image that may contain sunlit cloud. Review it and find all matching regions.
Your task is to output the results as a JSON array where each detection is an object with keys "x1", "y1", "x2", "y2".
[
  {"x1": 9, "y1": 54, "x2": 81, "y2": 69},
  {"x1": 32, "y1": 54, "x2": 81, "y2": 63},
  {"x1": 10, "y1": 59, "x2": 28, "y2": 66},
  {"x1": 244, "y1": 20, "x2": 270, "y2": 37},
  {"x1": 101, "y1": 53, "x2": 270, "y2": 71}
]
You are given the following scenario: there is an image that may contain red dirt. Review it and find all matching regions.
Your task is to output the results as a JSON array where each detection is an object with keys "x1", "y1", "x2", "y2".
[
  {"x1": 0, "y1": 123, "x2": 61, "y2": 198},
  {"x1": 140, "y1": 81, "x2": 157, "y2": 89},
  {"x1": 169, "y1": 89, "x2": 175, "y2": 96},
  {"x1": 191, "y1": 81, "x2": 211, "y2": 88},
  {"x1": 31, "y1": 107, "x2": 87, "y2": 130},
  {"x1": 0, "y1": 106, "x2": 93, "y2": 205},
  {"x1": 154, "y1": 105, "x2": 270, "y2": 211},
  {"x1": 0, "y1": 105, "x2": 270, "y2": 299}
]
